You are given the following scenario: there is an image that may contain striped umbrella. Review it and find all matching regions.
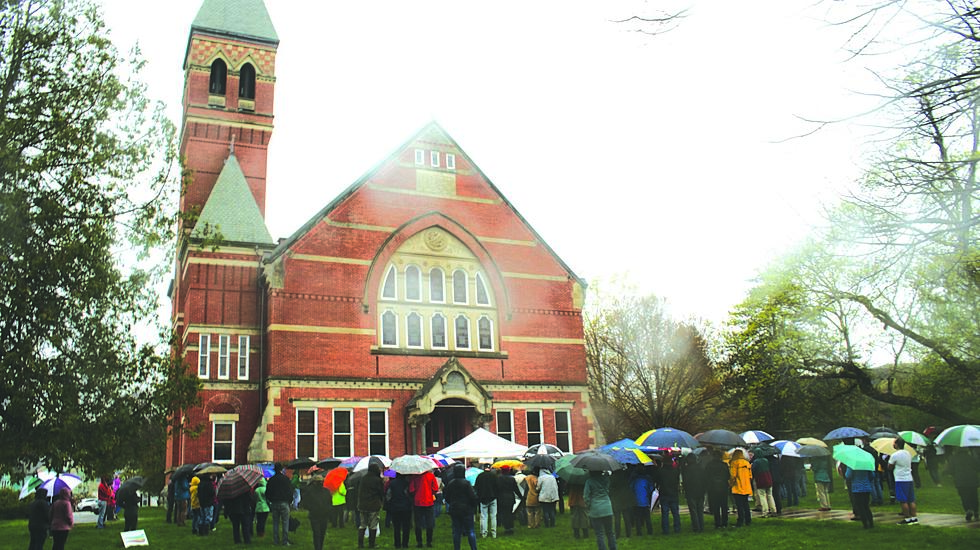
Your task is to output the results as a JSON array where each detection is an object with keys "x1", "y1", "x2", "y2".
[
  {"x1": 898, "y1": 430, "x2": 932, "y2": 447},
  {"x1": 339, "y1": 456, "x2": 363, "y2": 469},
  {"x1": 740, "y1": 430, "x2": 775, "y2": 444},
  {"x1": 217, "y1": 465, "x2": 264, "y2": 499},
  {"x1": 427, "y1": 454, "x2": 456, "y2": 468},
  {"x1": 935, "y1": 425, "x2": 980, "y2": 447},
  {"x1": 772, "y1": 440, "x2": 802, "y2": 457},
  {"x1": 39, "y1": 473, "x2": 82, "y2": 496}
]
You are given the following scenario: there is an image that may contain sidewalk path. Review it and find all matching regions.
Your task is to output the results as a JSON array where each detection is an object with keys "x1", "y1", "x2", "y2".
[{"x1": 776, "y1": 507, "x2": 979, "y2": 528}]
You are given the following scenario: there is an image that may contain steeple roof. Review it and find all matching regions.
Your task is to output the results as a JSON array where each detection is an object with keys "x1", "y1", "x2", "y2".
[
  {"x1": 191, "y1": 0, "x2": 279, "y2": 44},
  {"x1": 193, "y1": 153, "x2": 274, "y2": 245}
]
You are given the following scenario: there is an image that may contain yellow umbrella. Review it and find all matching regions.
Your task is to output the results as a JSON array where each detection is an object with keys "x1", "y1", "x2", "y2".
[
  {"x1": 491, "y1": 459, "x2": 524, "y2": 470},
  {"x1": 796, "y1": 437, "x2": 828, "y2": 448},
  {"x1": 871, "y1": 437, "x2": 916, "y2": 457}
]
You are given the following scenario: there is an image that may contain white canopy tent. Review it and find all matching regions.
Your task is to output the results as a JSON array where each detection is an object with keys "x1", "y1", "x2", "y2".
[{"x1": 439, "y1": 428, "x2": 528, "y2": 459}]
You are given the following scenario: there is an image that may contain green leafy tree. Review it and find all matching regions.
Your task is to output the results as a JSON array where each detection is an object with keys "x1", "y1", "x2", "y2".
[{"x1": 0, "y1": 0, "x2": 198, "y2": 475}]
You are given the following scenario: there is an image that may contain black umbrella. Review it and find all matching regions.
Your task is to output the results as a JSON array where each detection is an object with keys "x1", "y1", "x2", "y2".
[
  {"x1": 523, "y1": 444, "x2": 564, "y2": 459},
  {"x1": 696, "y1": 429, "x2": 747, "y2": 448},
  {"x1": 316, "y1": 457, "x2": 342, "y2": 470},
  {"x1": 524, "y1": 454, "x2": 556, "y2": 472},
  {"x1": 115, "y1": 476, "x2": 144, "y2": 506},
  {"x1": 173, "y1": 463, "x2": 196, "y2": 480},
  {"x1": 568, "y1": 450, "x2": 622, "y2": 472},
  {"x1": 285, "y1": 457, "x2": 317, "y2": 470},
  {"x1": 750, "y1": 443, "x2": 778, "y2": 458}
]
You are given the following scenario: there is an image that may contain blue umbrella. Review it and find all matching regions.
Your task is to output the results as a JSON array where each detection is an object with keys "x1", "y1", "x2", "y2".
[
  {"x1": 824, "y1": 427, "x2": 870, "y2": 440},
  {"x1": 464, "y1": 466, "x2": 483, "y2": 484},
  {"x1": 635, "y1": 427, "x2": 700, "y2": 449},
  {"x1": 740, "y1": 430, "x2": 775, "y2": 444}
]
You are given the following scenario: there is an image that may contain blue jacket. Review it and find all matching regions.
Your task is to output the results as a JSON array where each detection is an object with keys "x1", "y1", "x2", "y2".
[
  {"x1": 845, "y1": 467, "x2": 874, "y2": 493},
  {"x1": 629, "y1": 471, "x2": 653, "y2": 507}
]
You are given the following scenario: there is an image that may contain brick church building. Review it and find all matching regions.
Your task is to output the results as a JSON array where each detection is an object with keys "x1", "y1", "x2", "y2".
[{"x1": 167, "y1": 0, "x2": 596, "y2": 467}]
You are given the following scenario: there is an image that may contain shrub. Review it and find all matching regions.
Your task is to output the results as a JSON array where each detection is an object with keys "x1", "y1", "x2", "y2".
[{"x1": 0, "y1": 488, "x2": 30, "y2": 520}]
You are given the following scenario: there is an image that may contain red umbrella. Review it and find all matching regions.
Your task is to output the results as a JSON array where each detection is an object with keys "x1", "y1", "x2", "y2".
[
  {"x1": 323, "y1": 467, "x2": 348, "y2": 493},
  {"x1": 217, "y1": 465, "x2": 264, "y2": 500}
]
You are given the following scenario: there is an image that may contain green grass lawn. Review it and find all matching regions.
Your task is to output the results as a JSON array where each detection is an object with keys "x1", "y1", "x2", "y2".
[
  {"x1": 791, "y1": 467, "x2": 965, "y2": 515},
  {"x1": 0, "y1": 498, "x2": 976, "y2": 550}
]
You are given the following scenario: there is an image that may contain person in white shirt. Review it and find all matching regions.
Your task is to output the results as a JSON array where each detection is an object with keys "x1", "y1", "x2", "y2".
[{"x1": 889, "y1": 438, "x2": 919, "y2": 525}]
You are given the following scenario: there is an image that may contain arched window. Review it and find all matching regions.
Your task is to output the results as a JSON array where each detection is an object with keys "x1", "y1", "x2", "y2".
[
  {"x1": 452, "y1": 270, "x2": 468, "y2": 304},
  {"x1": 381, "y1": 311, "x2": 398, "y2": 347},
  {"x1": 431, "y1": 313, "x2": 447, "y2": 349},
  {"x1": 238, "y1": 62, "x2": 256, "y2": 99},
  {"x1": 406, "y1": 312, "x2": 423, "y2": 348},
  {"x1": 209, "y1": 59, "x2": 227, "y2": 95},
  {"x1": 475, "y1": 273, "x2": 490, "y2": 306},
  {"x1": 405, "y1": 265, "x2": 421, "y2": 301},
  {"x1": 454, "y1": 315, "x2": 470, "y2": 350},
  {"x1": 429, "y1": 267, "x2": 445, "y2": 303},
  {"x1": 381, "y1": 266, "x2": 397, "y2": 300},
  {"x1": 478, "y1": 316, "x2": 494, "y2": 351}
]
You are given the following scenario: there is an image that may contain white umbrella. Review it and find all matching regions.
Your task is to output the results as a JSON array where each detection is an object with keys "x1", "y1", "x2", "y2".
[
  {"x1": 740, "y1": 430, "x2": 775, "y2": 444},
  {"x1": 772, "y1": 440, "x2": 802, "y2": 457},
  {"x1": 353, "y1": 455, "x2": 392, "y2": 472},
  {"x1": 935, "y1": 425, "x2": 980, "y2": 447},
  {"x1": 390, "y1": 455, "x2": 435, "y2": 475}
]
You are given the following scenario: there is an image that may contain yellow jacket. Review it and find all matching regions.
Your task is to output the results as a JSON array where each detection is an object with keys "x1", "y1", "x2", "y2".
[
  {"x1": 190, "y1": 476, "x2": 201, "y2": 510},
  {"x1": 729, "y1": 452, "x2": 752, "y2": 495}
]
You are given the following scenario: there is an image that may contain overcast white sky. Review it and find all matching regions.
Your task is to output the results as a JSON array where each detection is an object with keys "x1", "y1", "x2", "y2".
[{"x1": 101, "y1": 0, "x2": 894, "y2": 324}]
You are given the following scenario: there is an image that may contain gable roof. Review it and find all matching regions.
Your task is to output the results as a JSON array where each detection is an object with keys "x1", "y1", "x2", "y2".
[
  {"x1": 193, "y1": 153, "x2": 274, "y2": 245},
  {"x1": 439, "y1": 428, "x2": 529, "y2": 459},
  {"x1": 191, "y1": 0, "x2": 279, "y2": 44},
  {"x1": 266, "y1": 121, "x2": 585, "y2": 287}
]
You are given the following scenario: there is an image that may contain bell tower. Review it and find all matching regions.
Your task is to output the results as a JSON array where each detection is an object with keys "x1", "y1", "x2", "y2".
[{"x1": 179, "y1": 0, "x2": 279, "y2": 225}]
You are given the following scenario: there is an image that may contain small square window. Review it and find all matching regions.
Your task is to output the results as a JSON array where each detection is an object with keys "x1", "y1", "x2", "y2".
[
  {"x1": 446, "y1": 153, "x2": 456, "y2": 170},
  {"x1": 430, "y1": 151, "x2": 440, "y2": 168},
  {"x1": 415, "y1": 149, "x2": 425, "y2": 165}
]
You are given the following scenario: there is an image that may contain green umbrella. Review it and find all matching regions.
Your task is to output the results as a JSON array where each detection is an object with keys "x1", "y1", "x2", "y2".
[
  {"x1": 554, "y1": 454, "x2": 589, "y2": 484},
  {"x1": 898, "y1": 430, "x2": 932, "y2": 447},
  {"x1": 833, "y1": 444, "x2": 875, "y2": 471},
  {"x1": 934, "y1": 425, "x2": 980, "y2": 447}
]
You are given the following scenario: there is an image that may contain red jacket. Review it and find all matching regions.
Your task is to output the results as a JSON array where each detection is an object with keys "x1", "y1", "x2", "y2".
[
  {"x1": 98, "y1": 480, "x2": 113, "y2": 502},
  {"x1": 409, "y1": 471, "x2": 439, "y2": 507}
]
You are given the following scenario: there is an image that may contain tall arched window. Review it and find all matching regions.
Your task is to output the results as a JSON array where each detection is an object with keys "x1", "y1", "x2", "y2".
[
  {"x1": 405, "y1": 265, "x2": 421, "y2": 301},
  {"x1": 381, "y1": 311, "x2": 398, "y2": 347},
  {"x1": 454, "y1": 315, "x2": 470, "y2": 350},
  {"x1": 452, "y1": 270, "x2": 468, "y2": 304},
  {"x1": 431, "y1": 313, "x2": 447, "y2": 349},
  {"x1": 429, "y1": 267, "x2": 445, "y2": 303},
  {"x1": 478, "y1": 316, "x2": 494, "y2": 351},
  {"x1": 476, "y1": 273, "x2": 491, "y2": 306},
  {"x1": 407, "y1": 312, "x2": 423, "y2": 348},
  {"x1": 238, "y1": 62, "x2": 256, "y2": 99},
  {"x1": 381, "y1": 266, "x2": 397, "y2": 300},
  {"x1": 209, "y1": 59, "x2": 227, "y2": 95}
]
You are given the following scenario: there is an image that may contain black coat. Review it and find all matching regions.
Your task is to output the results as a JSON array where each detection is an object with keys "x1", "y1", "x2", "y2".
[
  {"x1": 266, "y1": 472, "x2": 294, "y2": 503},
  {"x1": 27, "y1": 493, "x2": 50, "y2": 530},
  {"x1": 474, "y1": 470, "x2": 498, "y2": 504},
  {"x1": 357, "y1": 471, "x2": 385, "y2": 513},
  {"x1": 444, "y1": 478, "x2": 478, "y2": 518},
  {"x1": 386, "y1": 475, "x2": 413, "y2": 512},
  {"x1": 300, "y1": 480, "x2": 333, "y2": 519}
]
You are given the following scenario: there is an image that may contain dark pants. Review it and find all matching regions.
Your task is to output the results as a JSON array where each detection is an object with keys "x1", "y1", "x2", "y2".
[
  {"x1": 256, "y1": 511, "x2": 269, "y2": 535},
  {"x1": 51, "y1": 530, "x2": 69, "y2": 550},
  {"x1": 497, "y1": 499, "x2": 516, "y2": 532},
  {"x1": 957, "y1": 485, "x2": 979, "y2": 515},
  {"x1": 389, "y1": 509, "x2": 412, "y2": 547},
  {"x1": 613, "y1": 505, "x2": 632, "y2": 537},
  {"x1": 331, "y1": 504, "x2": 346, "y2": 528},
  {"x1": 414, "y1": 505, "x2": 434, "y2": 546},
  {"x1": 309, "y1": 515, "x2": 328, "y2": 550},
  {"x1": 542, "y1": 501, "x2": 557, "y2": 527},
  {"x1": 685, "y1": 493, "x2": 705, "y2": 532},
  {"x1": 632, "y1": 506, "x2": 651, "y2": 535},
  {"x1": 229, "y1": 512, "x2": 254, "y2": 543},
  {"x1": 271, "y1": 501, "x2": 291, "y2": 545},
  {"x1": 28, "y1": 527, "x2": 47, "y2": 550},
  {"x1": 708, "y1": 490, "x2": 728, "y2": 527},
  {"x1": 733, "y1": 494, "x2": 751, "y2": 526},
  {"x1": 124, "y1": 504, "x2": 139, "y2": 531},
  {"x1": 450, "y1": 513, "x2": 477, "y2": 550},
  {"x1": 852, "y1": 491, "x2": 874, "y2": 529},
  {"x1": 772, "y1": 481, "x2": 783, "y2": 514},
  {"x1": 660, "y1": 497, "x2": 681, "y2": 533},
  {"x1": 590, "y1": 515, "x2": 617, "y2": 550}
]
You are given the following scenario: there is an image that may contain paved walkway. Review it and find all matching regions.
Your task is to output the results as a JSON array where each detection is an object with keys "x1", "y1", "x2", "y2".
[{"x1": 773, "y1": 507, "x2": 979, "y2": 529}]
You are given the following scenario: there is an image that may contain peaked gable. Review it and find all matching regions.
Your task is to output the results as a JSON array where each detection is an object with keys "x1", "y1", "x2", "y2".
[
  {"x1": 193, "y1": 153, "x2": 274, "y2": 245},
  {"x1": 268, "y1": 122, "x2": 585, "y2": 288}
]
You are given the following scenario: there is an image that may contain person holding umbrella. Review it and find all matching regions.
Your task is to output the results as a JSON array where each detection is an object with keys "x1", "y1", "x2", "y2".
[
  {"x1": 444, "y1": 463, "x2": 479, "y2": 550},
  {"x1": 889, "y1": 438, "x2": 919, "y2": 525},
  {"x1": 494, "y1": 466, "x2": 522, "y2": 536},
  {"x1": 26, "y1": 487, "x2": 50, "y2": 550},
  {"x1": 116, "y1": 477, "x2": 144, "y2": 532},
  {"x1": 357, "y1": 463, "x2": 385, "y2": 549},
  {"x1": 946, "y1": 447, "x2": 980, "y2": 522},
  {"x1": 704, "y1": 449, "x2": 730, "y2": 529},
  {"x1": 49, "y1": 487, "x2": 74, "y2": 550},
  {"x1": 266, "y1": 463, "x2": 295, "y2": 546},
  {"x1": 729, "y1": 449, "x2": 753, "y2": 527},
  {"x1": 844, "y1": 464, "x2": 875, "y2": 529},
  {"x1": 584, "y1": 470, "x2": 616, "y2": 550},
  {"x1": 300, "y1": 470, "x2": 332, "y2": 550}
]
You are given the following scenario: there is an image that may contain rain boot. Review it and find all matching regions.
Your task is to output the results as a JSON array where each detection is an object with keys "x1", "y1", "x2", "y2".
[{"x1": 359, "y1": 531, "x2": 365, "y2": 548}]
